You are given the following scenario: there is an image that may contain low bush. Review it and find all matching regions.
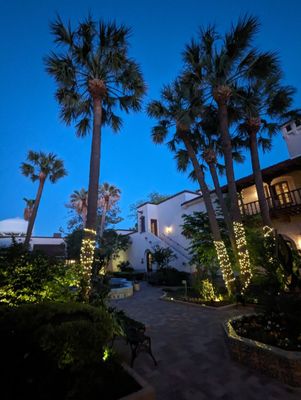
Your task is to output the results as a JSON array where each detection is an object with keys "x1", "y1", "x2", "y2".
[
  {"x1": 0, "y1": 242, "x2": 81, "y2": 305},
  {"x1": 0, "y1": 302, "x2": 138, "y2": 399},
  {"x1": 148, "y1": 267, "x2": 190, "y2": 286},
  {"x1": 112, "y1": 271, "x2": 145, "y2": 281}
]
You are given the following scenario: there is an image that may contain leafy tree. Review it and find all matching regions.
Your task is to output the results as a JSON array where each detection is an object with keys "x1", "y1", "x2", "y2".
[
  {"x1": 182, "y1": 210, "x2": 231, "y2": 272},
  {"x1": 0, "y1": 242, "x2": 80, "y2": 305},
  {"x1": 149, "y1": 245, "x2": 177, "y2": 270},
  {"x1": 95, "y1": 230, "x2": 131, "y2": 275},
  {"x1": 128, "y1": 192, "x2": 170, "y2": 224},
  {"x1": 21, "y1": 151, "x2": 67, "y2": 247}
]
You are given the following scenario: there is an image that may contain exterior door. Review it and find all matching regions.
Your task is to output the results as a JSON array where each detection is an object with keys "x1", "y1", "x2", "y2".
[
  {"x1": 150, "y1": 219, "x2": 158, "y2": 236},
  {"x1": 146, "y1": 251, "x2": 152, "y2": 272}
]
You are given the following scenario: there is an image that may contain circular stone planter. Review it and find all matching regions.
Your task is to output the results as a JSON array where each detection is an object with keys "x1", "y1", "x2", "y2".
[
  {"x1": 223, "y1": 314, "x2": 301, "y2": 387},
  {"x1": 109, "y1": 278, "x2": 133, "y2": 300}
]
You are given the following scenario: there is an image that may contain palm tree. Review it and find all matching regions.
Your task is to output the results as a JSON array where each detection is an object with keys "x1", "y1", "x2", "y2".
[
  {"x1": 236, "y1": 76, "x2": 297, "y2": 226},
  {"x1": 69, "y1": 188, "x2": 89, "y2": 226},
  {"x1": 147, "y1": 80, "x2": 235, "y2": 294},
  {"x1": 98, "y1": 183, "x2": 121, "y2": 237},
  {"x1": 199, "y1": 105, "x2": 245, "y2": 253},
  {"x1": 23, "y1": 198, "x2": 35, "y2": 221},
  {"x1": 183, "y1": 16, "x2": 277, "y2": 225},
  {"x1": 21, "y1": 151, "x2": 67, "y2": 247},
  {"x1": 45, "y1": 16, "x2": 145, "y2": 288},
  {"x1": 175, "y1": 120, "x2": 244, "y2": 255},
  {"x1": 183, "y1": 15, "x2": 278, "y2": 290}
]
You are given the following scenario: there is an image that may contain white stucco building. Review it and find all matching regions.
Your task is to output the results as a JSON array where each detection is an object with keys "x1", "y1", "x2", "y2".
[
  {"x1": 112, "y1": 120, "x2": 301, "y2": 273},
  {"x1": 0, "y1": 218, "x2": 66, "y2": 257}
]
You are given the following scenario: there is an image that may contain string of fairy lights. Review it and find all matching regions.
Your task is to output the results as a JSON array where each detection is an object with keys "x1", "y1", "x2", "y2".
[
  {"x1": 213, "y1": 240, "x2": 235, "y2": 293},
  {"x1": 233, "y1": 221, "x2": 252, "y2": 294},
  {"x1": 80, "y1": 228, "x2": 97, "y2": 295}
]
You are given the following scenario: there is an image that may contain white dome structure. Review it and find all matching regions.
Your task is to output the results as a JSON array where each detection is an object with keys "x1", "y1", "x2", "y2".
[{"x1": 0, "y1": 218, "x2": 28, "y2": 236}]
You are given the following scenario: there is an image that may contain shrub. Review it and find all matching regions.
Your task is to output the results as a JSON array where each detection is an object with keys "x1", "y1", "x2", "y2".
[
  {"x1": 117, "y1": 261, "x2": 134, "y2": 272},
  {"x1": 150, "y1": 245, "x2": 177, "y2": 269},
  {"x1": 112, "y1": 271, "x2": 145, "y2": 281},
  {"x1": 148, "y1": 267, "x2": 189, "y2": 286},
  {"x1": 0, "y1": 243, "x2": 81, "y2": 305},
  {"x1": 198, "y1": 279, "x2": 216, "y2": 301},
  {"x1": 0, "y1": 303, "x2": 125, "y2": 400}
]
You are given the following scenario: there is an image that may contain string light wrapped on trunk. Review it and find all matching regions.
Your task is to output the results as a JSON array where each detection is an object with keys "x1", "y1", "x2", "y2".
[
  {"x1": 213, "y1": 240, "x2": 235, "y2": 294},
  {"x1": 80, "y1": 228, "x2": 97, "y2": 297},
  {"x1": 233, "y1": 222, "x2": 252, "y2": 293}
]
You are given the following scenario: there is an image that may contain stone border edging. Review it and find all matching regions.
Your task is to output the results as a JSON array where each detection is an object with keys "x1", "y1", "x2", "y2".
[
  {"x1": 119, "y1": 362, "x2": 155, "y2": 400},
  {"x1": 160, "y1": 291, "x2": 237, "y2": 310},
  {"x1": 223, "y1": 314, "x2": 301, "y2": 387}
]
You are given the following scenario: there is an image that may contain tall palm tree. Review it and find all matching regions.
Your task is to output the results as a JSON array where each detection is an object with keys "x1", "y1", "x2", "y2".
[
  {"x1": 98, "y1": 183, "x2": 121, "y2": 237},
  {"x1": 183, "y1": 16, "x2": 277, "y2": 224},
  {"x1": 45, "y1": 16, "x2": 146, "y2": 289},
  {"x1": 21, "y1": 151, "x2": 67, "y2": 247},
  {"x1": 183, "y1": 15, "x2": 278, "y2": 290},
  {"x1": 23, "y1": 198, "x2": 35, "y2": 222},
  {"x1": 236, "y1": 75, "x2": 297, "y2": 226},
  {"x1": 199, "y1": 105, "x2": 245, "y2": 252},
  {"x1": 69, "y1": 188, "x2": 89, "y2": 226},
  {"x1": 147, "y1": 80, "x2": 235, "y2": 293},
  {"x1": 175, "y1": 120, "x2": 244, "y2": 255}
]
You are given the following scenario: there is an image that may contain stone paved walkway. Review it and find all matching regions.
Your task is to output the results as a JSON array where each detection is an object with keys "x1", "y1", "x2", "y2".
[{"x1": 111, "y1": 282, "x2": 301, "y2": 400}]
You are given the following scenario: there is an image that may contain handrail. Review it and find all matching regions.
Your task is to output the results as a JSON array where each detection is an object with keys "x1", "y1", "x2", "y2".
[
  {"x1": 242, "y1": 187, "x2": 301, "y2": 216},
  {"x1": 143, "y1": 231, "x2": 190, "y2": 261},
  {"x1": 159, "y1": 233, "x2": 190, "y2": 260}
]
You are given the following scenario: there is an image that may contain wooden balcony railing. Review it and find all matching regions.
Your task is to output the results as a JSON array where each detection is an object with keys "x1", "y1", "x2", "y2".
[{"x1": 241, "y1": 187, "x2": 301, "y2": 216}]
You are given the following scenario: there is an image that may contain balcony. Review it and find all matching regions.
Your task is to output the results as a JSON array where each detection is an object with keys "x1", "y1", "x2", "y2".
[{"x1": 242, "y1": 188, "x2": 301, "y2": 217}]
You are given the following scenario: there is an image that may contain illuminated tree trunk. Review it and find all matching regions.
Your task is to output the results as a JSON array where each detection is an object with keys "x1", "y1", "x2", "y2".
[
  {"x1": 81, "y1": 79, "x2": 106, "y2": 300},
  {"x1": 214, "y1": 86, "x2": 252, "y2": 292},
  {"x1": 182, "y1": 136, "x2": 235, "y2": 294}
]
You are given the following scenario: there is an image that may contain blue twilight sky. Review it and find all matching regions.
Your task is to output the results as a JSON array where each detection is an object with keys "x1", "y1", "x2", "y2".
[{"x1": 0, "y1": 0, "x2": 301, "y2": 235}]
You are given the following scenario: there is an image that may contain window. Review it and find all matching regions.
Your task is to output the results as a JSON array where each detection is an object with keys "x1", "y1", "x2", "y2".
[
  {"x1": 140, "y1": 216, "x2": 145, "y2": 233},
  {"x1": 272, "y1": 181, "x2": 291, "y2": 206},
  {"x1": 286, "y1": 124, "x2": 292, "y2": 133},
  {"x1": 295, "y1": 119, "x2": 301, "y2": 128},
  {"x1": 150, "y1": 219, "x2": 158, "y2": 236},
  {"x1": 264, "y1": 185, "x2": 270, "y2": 198}
]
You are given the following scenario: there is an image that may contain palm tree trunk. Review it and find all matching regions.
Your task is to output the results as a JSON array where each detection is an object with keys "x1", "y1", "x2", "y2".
[
  {"x1": 99, "y1": 200, "x2": 108, "y2": 237},
  {"x1": 183, "y1": 138, "x2": 222, "y2": 241},
  {"x1": 249, "y1": 131, "x2": 272, "y2": 227},
  {"x1": 24, "y1": 178, "x2": 45, "y2": 248},
  {"x1": 182, "y1": 137, "x2": 235, "y2": 293},
  {"x1": 86, "y1": 97, "x2": 102, "y2": 231},
  {"x1": 208, "y1": 162, "x2": 237, "y2": 253},
  {"x1": 216, "y1": 100, "x2": 252, "y2": 292},
  {"x1": 217, "y1": 103, "x2": 242, "y2": 223}
]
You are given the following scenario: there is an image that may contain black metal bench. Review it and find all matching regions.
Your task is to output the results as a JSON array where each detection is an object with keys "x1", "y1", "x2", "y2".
[{"x1": 123, "y1": 322, "x2": 157, "y2": 368}]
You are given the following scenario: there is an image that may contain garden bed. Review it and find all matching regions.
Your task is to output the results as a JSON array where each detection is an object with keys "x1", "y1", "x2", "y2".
[
  {"x1": 162, "y1": 290, "x2": 235, "y2": 309},
  {"x1": 224, "y1": 314, "x2": 301, "y2": 387}
]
